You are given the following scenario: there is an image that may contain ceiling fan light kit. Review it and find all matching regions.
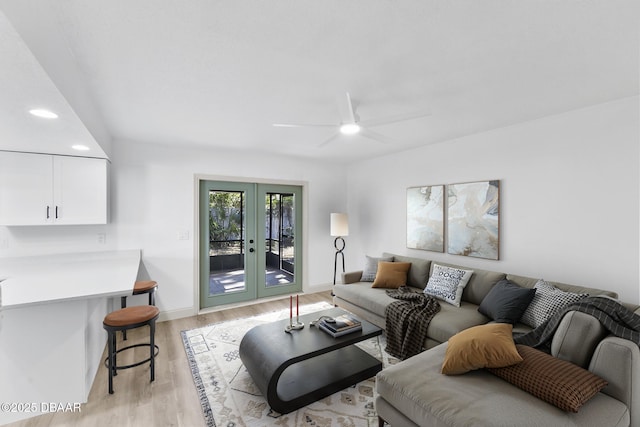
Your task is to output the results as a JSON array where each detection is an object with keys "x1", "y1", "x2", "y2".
[
  {"x1": 273, "y1": 92, "x2": 431, "y2": 147},
  {"x1": 339, "y1": 123, "x2": 360, "y2": 135}
]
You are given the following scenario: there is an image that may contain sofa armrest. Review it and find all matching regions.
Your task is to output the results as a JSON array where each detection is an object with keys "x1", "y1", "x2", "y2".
[
  {"x1": 589, "y1": 336, "x2": 639, "y2": 427},
  {"x1": 341, "y1": 270, "x2": 363, "y2": 284}
]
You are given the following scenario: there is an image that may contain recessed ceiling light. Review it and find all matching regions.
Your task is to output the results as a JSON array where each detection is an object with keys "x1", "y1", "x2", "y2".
[
  {"x1": 339, "y1": 123, "x2": 360, "y2": 135},
  {"x1": 29, "y1": 108, "x2": 58, "y2": 119},
  {"x1": 71, "y1": 144, "x2": 90, "y2": 151}
]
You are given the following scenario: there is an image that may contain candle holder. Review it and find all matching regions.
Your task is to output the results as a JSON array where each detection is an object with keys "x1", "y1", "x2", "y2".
[
  {"x1": 284, "y1": 294, "x2": 304, "y2": 333},
  {"x1": 284, "y1": 319, "x2": 304, "y2": 333}
]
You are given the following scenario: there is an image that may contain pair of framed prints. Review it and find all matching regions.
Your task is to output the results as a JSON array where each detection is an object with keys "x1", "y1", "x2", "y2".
[{"x1": 406, "y1": 180, "x2": 499, "y2": 260}]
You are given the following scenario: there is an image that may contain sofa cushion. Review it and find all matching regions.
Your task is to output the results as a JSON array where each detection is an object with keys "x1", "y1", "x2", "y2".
[
  {"x1": 372, "y1": 262, "x2": 411, "y2": 288},
  {"x1": 441, "y1": 323, "x2": 522, "y2": 375},
  {"x1": 506, "y1": 273, "x2": 619, "y2": 299},
  {"x1": 424, "y1": 263, "x2": 474, "y2": 307},
  {"x1": 383, "y1": 253, "x2": 431, "y2": 289},
  {"x1": 478, "y1": 279, "x2": 536, "y2": 324},
  {"x1": 520, "y1": 280, "x2": 588, "y2": 328},
  {"x1": 426, "y1": 301, "x2": 490, "y2": 344},
  {"x1": 488, "y1": 345, "x2": 608, "y2": 412},
  {"x1": 376, "y1": 342, "x2": 629, "y2": 427},
  {"x1": 333, "y1": 282, "x2": 422, "y2": 319},
  {"x1": 551, "y1": 310, "x2": 607, "y2": 368},
  {"x1": 361, "y1": 255, "x2": 393, "y2": 282}
]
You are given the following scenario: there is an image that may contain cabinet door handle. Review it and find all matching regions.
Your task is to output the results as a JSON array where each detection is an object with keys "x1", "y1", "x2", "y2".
[
  {"x1": 46, "y1": 206, "x2": 50, "y2": 219},
  {"x1": 55, "y1": 206, "x2": 59, "y2": 219}
]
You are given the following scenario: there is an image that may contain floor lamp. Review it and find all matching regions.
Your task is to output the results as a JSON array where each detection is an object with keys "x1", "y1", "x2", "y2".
[{"x1": 331, "y1": 213, "x2": 349, "y2": 285}]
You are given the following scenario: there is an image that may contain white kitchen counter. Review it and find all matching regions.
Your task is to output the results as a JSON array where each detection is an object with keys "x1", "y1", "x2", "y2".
[
  {"x1": 0, "y1": 249, "x2": 140, "y2": 309},
  {"x1": 0, "y1": 250, "x2": 142, "y2": 424}
]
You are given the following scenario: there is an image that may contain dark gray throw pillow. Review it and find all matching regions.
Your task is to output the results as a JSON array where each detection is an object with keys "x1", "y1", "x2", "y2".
[{"x1": 478, "y1": 279, "x2": 536, "y2": 324}]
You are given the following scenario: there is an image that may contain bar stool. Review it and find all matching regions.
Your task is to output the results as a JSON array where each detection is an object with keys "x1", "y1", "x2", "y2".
[
  {"x1": 103, "y1": 305, "x2": 160, "y2": 394},
  {"x1": 121, "y1": 280, "x2": 158, "y2": 340}
]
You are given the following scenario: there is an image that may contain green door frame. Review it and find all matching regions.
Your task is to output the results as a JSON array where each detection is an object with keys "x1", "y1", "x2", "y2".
[
  {"x1": 199, "y1": 180, "x2": 303, "y2": 309},
  {"x1": 199, "y1": 180, "x2": 257, "y2": 307},
  {"x1": 256, "y1": 183, "x2": 303, "y2": 299}
]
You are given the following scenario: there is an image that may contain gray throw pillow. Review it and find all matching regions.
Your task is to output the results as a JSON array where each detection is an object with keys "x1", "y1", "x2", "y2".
[
  {"x1": 478, "y1": 279, "x2": 536, "y2": 324},
  {"x1": 361, "y1": 255, "x2": 393, "y2": 282}
]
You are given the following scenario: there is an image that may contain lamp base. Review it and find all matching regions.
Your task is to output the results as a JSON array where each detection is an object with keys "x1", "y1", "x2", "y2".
[{"x1": 333, "y1": 237, "x2": 346, "y2": 285}]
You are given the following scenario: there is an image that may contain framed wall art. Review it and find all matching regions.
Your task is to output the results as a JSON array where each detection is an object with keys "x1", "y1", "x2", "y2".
[
  {"x1": 407, "y1": 185, "x2": 444, "y2": 252},
  {"x1": 447, "y1": 180, "x2": 499, "y2": 260}
]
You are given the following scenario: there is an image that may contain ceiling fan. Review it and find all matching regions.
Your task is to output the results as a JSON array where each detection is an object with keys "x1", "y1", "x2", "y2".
[{"x1": 273, "y1": 92, "x2": 431, "y2": 147}]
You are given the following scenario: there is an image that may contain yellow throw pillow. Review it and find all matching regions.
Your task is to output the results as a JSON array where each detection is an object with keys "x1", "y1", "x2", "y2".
[
  {"x1": 371, "y1": 262, "x2": 411, "y2": 289},
  {"x1": 441, "y1": 323, "x2": 523, "y2": 375}
]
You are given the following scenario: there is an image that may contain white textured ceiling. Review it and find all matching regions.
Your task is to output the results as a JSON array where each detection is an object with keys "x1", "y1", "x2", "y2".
[{"x1": 0, "y1": 1, "x2": 638, "y2": 162}]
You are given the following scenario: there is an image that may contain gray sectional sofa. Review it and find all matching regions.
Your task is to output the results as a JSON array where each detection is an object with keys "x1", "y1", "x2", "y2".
[
  {"x1": 333, "y1": 252, "x2": 619, "y2": 349},
  {"x1": 332, "y1": 253, "x2": 640, "y2": 427}
]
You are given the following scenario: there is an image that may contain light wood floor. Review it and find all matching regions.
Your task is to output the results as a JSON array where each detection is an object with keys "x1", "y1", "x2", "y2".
[{"x1": 7, "y1": 291, "x2": 333, "y2": 427}]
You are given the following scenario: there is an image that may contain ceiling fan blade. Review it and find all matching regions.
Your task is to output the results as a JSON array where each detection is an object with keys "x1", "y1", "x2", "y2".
[
  {"x1": 360, "y1": 128, "x2": 395, "y2": 144},
  {"x1": 273, "y1": 123, "x2": 335, "y2": 128},
  {"x1": 359, "y1": 110, "x2": 432, "y2": 127},
  {"x1": 318, "y1": 132, "x2": 342, "y2": 147}
]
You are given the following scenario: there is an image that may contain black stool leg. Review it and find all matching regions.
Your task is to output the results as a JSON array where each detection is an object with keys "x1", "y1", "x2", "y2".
[
  {"x1": 107, "y1": 330, "x2": 115, "y2": 394},
  {"x1": 149, "y1": 289, "x2": 155, "y2": 306},
  {"x1": 150, "y1": 320, "x2": 156, "y2": 383},
  {"x1": 121, "y1": 296, "x2": 128, "y2": 341},
  {"x1": 112, "y1": 330, "x2": 118, "y2": 377}
]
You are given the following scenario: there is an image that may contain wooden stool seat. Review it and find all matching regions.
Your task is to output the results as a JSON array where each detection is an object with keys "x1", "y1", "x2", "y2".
[
  {"x1": 103, "y1": 305, "x2": 160, "y2": 394},
  {"x1": 104, "y1": 306, "x2": 160, "y2": 328},
  {"x1": 121, "y1": 280, "x2": 158, "y2": 340},
  {"x1": 133, "y1": 280, "x2": 158, "y2": 295}
]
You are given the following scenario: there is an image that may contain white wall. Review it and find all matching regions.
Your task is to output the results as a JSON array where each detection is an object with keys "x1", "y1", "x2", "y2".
[
  {"x1": 346, "y1": 97, "x2": 640, "y2": 304},
  {"x1": 110, "y1": 141, "x2": 347, "y2": 318},
  {"x1": 0, "y1": 225, "x2": 112, "y2": 258},
  {"x1": 1, "y1": 97, "x2": 636, "y2": 316}
]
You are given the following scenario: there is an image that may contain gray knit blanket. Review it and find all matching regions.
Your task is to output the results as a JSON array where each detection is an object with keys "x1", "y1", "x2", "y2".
[
  {"x1": 384, "y1": 286, "x2": 441, "y2": 360},
  {"x1": 514, "y1": 296, "x2": 640, "y2": 352}
]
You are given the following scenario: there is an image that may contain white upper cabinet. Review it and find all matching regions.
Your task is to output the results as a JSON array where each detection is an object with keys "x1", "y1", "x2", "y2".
[{"x1": 0, "y1": 152, "x2": 108, "y2": 225}]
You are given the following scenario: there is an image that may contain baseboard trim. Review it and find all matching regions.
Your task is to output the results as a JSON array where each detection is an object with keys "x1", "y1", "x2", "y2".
[
  {"x1": 158, "y1": 307, "x2": 196, "y2": 322},
  {"x1": 158, "y1": 287, "x2": 335, "y2": 322}
]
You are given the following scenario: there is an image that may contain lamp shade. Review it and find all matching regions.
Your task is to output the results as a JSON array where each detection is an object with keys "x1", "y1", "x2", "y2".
[{"x1": 330, "y1": 213, "x2": 349, "y2": 237}]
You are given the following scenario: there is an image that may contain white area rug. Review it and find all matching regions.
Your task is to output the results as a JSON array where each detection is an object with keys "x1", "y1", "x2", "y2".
[{"x1": 181, "y1": 301, "x2": 396, "y2": 427}]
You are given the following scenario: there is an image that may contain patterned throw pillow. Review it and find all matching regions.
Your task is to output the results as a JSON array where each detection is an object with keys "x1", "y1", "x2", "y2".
[
  {"x1": 519, "y1": 280, "x2": 588, "y2": 328},
  {"x1": 361, "y1": 255, "x2": 393, "y2": 282},
  {"x1": 488, "y1": 345, "x2": 607, "y2": 412},
  {"x1": 424, "y1": 264, "x2": 474, "y2": 307}
]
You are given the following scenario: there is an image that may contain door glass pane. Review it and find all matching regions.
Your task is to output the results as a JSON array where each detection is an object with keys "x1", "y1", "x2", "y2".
[
  {"x1": 264, "y1": 192, "x2": 295, "y2": 287},
  {"x1": 208, "y1": 190, "x2": 246, "y2": 295}
]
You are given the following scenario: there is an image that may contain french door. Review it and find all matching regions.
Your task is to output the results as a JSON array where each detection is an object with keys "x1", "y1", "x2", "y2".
[{"x1": 199, "y1": 180, "x2": 303, "y2": 308}]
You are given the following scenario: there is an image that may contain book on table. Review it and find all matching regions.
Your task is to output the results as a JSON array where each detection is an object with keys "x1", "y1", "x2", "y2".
[
  {"x1": 318, "y1": 321, "x2": 362, "y2": 337},
  {"x1": 318, "y1": 313, "x2": 362, "y2": 337}
]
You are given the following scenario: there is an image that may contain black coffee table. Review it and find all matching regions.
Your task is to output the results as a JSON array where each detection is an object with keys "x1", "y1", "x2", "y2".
[{"x1": 238, "y1": 307, "x2": 383, "y2": 414}]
